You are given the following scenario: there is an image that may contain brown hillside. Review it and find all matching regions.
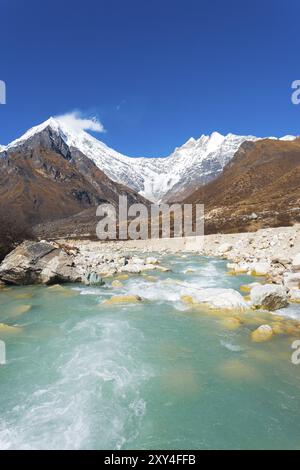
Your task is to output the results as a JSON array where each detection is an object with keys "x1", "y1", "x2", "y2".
[
  {"x1": 183, "y1": 138, "x2": 300, "y2": 233},
  {"x1": 0, "y1": 130, "x2": 149, "y2": 237}
]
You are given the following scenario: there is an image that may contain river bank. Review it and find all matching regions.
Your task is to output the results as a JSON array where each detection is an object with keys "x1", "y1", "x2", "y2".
[
  {"x1": 0, "y1": 224, "x2": 299, "y2": 325},
  {"x1": 67, "y1": 224, "x2": 300, "y2": 280},
  {"x1": 65, "y1": 223, "x2": 300, "y2": 287}
]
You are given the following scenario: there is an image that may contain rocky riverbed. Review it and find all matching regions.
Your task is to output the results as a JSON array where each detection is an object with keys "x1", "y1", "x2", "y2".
[{"x1": 0, "y1": 225, "x2": 299, "y2": 342}]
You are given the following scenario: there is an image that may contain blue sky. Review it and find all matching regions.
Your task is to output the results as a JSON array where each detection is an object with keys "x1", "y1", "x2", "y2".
[{"x1": 0, "y1": 0, "x2": 299, "y2": 156}]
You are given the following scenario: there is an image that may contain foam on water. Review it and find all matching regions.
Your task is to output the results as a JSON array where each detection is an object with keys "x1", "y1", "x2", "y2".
[
  {"x1": 275, "y1": 304, "x2": 300, "y2": 320},
  {"x1": 220, "y1": 340, "x2": 244, "y2": 352},
  {"x1": 0, "y1": 317, "x2": 152, "y2": 449}
]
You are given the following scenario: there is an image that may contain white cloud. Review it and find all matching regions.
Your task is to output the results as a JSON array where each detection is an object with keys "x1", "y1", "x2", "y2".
[{"x1": 54, "y1": 111, "x2": 105, "y2": 133}]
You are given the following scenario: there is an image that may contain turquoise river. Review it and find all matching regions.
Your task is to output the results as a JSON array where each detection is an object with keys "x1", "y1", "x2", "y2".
[{"x1": 0, "y1": 253, "x2": 300, "y2": 449}]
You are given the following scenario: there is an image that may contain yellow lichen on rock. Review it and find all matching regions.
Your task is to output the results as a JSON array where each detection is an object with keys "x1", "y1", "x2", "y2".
[
  {"x1": 47, "y1": 284, "x2": 77, "y2": 296},
  {"x1": 247, "y1": 349, "x2": 274, "y2": 364},
  {"x1": 14, "y1": 292, "x2": 34, "y2": 300},
  {"x1": 271, "y1": 322, "x2": 286, "y2": 335},
  {"x1": 219, "y1": 359, "x2": 260, "y2": 381},
  {"x1": 220, "y1": 317, "x2": 242, "y2": 330},
  {"x1": 11, "y1": 304, "x2": 31, "y2": 316},
  {"x1": 143, "y1": 275, "x2": 157, "y2": 282},
  {"x1": 240, "y1": 284, "x2": 251, "y2": 293},
  {"x1": 242, "y1": 313, "x2": 269, "y2": 326},
  {"x1": 47, "y1": 284, "x2": 65, "y2": 291},
  {"x1": 181, "y1": 295, "x2": 195, "y2": 305},
  {"x1": 115, "y1": 274, "x2": 129, "y2": 281},
  {"x1": 281, "y1": 321, "x2": 300, "y2": 336},
  {"x1": 269, "y1": 319, "x2": 300, "y2": 336},
  {"x1": 103, "y1": 295, "x2": 142, "y2": 305},
  {"x1": 0, "y1": 323, "x2": 22, "y2": 333},
  {"x1": 272, "y1": 314, "x2": 285, "y2": 322},
  {"x1": 156, "y1": 266, "x2": 171, "y2": 272},
  {"x1": 251, "y1": 324, "x2": 273, "y2": 342}
]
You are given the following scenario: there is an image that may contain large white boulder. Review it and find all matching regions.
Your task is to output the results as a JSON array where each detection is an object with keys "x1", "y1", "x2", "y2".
[
  {"x1": 250, "y1": 284, "x2": 288, "y2": 310},
  {"x1": 192, "y1": 288, "x2": 249, "y2": 312},
  {"x1": 120, "y1": 264, "x2": 142, "y2": 273},
  {"x1": 0, "y1": 241, "x2": 82, "y2": 285},
  {"x1": 251, "y1": 261, "x2": 271, "y2": 276}
]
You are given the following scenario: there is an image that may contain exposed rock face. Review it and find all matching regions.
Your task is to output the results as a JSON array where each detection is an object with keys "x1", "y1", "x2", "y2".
[
  {"x1": 0, "y1": 240, "x2": 165, "y2": 285},
  {"x1": 0, "y1": 125, "x2": 149, "y2": 236},
  {"x1": 250, "y1": 284, "x2": 288, "y2": 310},
  {"x1": 0, "y1": 241, "x2": 81, "y2": 285}
]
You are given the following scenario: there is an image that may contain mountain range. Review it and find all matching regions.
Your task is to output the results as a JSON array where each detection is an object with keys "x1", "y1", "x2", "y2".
[{"x1": 0, "y1": 117, "x2": 299, "y2": 237}]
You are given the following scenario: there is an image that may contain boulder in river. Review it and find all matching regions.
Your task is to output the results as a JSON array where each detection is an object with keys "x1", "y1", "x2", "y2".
[
  {"x1": 251, "y1": 261, "x2": 271, "y2": 276},
  {"x1": 0, "y1": 241, "x2": 82, "y2": 285},
  {"x1": 190, "y1": 288, "x2": 249, "y2": 312},
  {"x1": 251, "y1": 324, "x2": 273, "y2": 342},
  {"x1": 103, "y1": 295, "x2": 142, "y2": 305},
  {"x1": 250, "y1": 284, "x2": 288, "y2": 310}
]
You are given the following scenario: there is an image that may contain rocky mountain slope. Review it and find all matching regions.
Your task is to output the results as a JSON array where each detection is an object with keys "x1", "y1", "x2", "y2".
[
  {"x1": 183, "y1": 138, "x2": 300, "y2": 233},
  {"x1": 0, "y1": 124, "x2": 148, "y2": 230},
  {"x1": 3, "y1": 117, "x2": 294, "y2": 203}
]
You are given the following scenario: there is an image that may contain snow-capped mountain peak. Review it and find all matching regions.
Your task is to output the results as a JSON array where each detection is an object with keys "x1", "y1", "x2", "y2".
[{"x1": 1, "y1": 118, "x2": 297, "y2": 202}]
